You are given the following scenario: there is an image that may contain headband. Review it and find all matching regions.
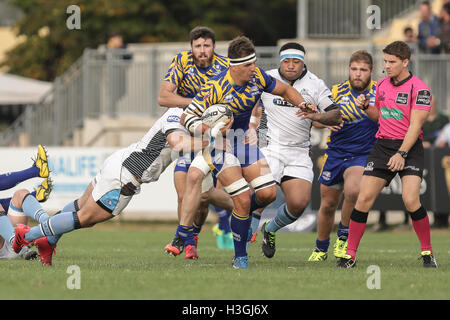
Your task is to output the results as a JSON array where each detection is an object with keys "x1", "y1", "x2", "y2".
[
  {"x1": 280, "y1": 48, "x2": 305, "y2": 62},
  {"x1": 229, "y1": 53, "x2": 257, "y2": 66}
]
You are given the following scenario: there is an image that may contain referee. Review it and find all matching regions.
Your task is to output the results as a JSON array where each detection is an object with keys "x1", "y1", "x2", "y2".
[{"x1": 337, "y1": 41, "x2": 437, "y2": 268}]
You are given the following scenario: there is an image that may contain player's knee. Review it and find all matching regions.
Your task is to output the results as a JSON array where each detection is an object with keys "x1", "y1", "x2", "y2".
[
  {"x1": 255, "y1": 185, "x2": 277, "y2": 206},
  {"x1": 12, "y1": 189, "x2": 31, "y2": 209},
  {"x1": 287, "y1": 197, "x2": 309, "y2": 216},
  {"x1": 186, "y1": 168, "x2": 204, "y2": 187},
  {"x1": 232, "y1": 192, "x2": 251, "y2": 214},
  {"x1": 402, "y1": 194, "x2": 420, "y2": 212},
  {"x1": 344, "y1": 189, "x2": 359, "y2": 205}
]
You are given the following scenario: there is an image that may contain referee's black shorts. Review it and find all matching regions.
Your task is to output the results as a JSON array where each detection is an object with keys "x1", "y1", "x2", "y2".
[{"x1": 363, "y1": 138, "x2": 424, "y2": 185}]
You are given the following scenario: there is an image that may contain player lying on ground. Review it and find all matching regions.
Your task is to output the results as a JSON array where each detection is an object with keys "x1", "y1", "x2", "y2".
[
  {"x1": 11, "y1": 108, "x2": 230, "y2": 266},
  {"x1": 0, "y1": 145, "x2": 52, "y2": 261}
]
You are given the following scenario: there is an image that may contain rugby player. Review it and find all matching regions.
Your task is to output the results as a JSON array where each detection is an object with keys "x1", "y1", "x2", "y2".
[
  {"x1": 12, "y1": 108, "x2": 210, "y2": 266},
  {"x1": 158, "y1": 26, "x2": 233, "y2": 252},
  {"x1": 177, "y1": 36, "x2": 318, "y2": 268},
  {"x1": 247, "y1": 42, "x2": 342, "y2": 259},
  {"x1": 307, "y1": 50, "x2": 378, "y2": 262},
  {"x1": 337, "y1": 41, "x2": 437, "y2": 268}
]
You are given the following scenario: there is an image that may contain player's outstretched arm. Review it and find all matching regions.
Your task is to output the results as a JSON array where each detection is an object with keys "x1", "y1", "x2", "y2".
[
  {"x1": 166, "y1": 130, "x2": 208, "y2": 154},
  {"x1": 157, "y1": 81, "x2": 192, "y2": 108}
]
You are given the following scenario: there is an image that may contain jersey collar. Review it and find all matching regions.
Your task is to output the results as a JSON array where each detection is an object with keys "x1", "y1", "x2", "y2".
[{"x1": 390, "y1": 71, "x2": 413, "y2": 87}]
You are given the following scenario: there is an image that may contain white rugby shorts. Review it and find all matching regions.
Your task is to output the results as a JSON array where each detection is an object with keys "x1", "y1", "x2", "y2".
[
  {"x1": 261, "y1": 144, "x2": 313, "y2": 184},
  {"x1": 91, "y1": 150, "x2": 141, "y2": 216}
]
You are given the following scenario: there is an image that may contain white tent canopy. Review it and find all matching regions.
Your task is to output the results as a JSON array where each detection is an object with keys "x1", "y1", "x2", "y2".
[{"x1": 0, "y1": 72, "x2": 52, "y2": 105}]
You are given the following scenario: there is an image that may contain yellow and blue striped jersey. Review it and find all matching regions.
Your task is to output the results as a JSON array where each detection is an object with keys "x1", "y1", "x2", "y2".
[
  {"x1": 163, "y1": 51, "x2": 229, "y2": 98},
  {"x1": 191, "y1": 67, "x2": 277, "y2": 130},
  {"x1": 326, "y1": 80, "x2": 378, "y2": 157}
]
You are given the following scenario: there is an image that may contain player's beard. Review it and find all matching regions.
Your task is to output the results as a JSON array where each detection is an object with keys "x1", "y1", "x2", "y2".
[
  {"x1": 194, "y1": 53, "x2": 213, "y2": 68},
  {"x1": 349, "y1": 76, "x2": 371, "y2": 92}
]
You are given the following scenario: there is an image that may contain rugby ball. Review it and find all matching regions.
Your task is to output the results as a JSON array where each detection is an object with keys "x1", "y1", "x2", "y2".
[{"x1": 201, "y1": 104, "x2": 233, "y2": 128}]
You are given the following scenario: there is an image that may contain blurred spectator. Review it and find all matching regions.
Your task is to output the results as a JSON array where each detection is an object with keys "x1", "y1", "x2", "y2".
[
  {"x1": 404, "y1": 26, "x2": 417, "y2": 46},
  {"x1": 418, "y1": 1, "x2": 441, "y2": 54},
  {"x1": 438, "y1": 2, "x2": 450, "y2": 53},
  {"x1": 422, "y1": 99, "x2": 449, "y2": 147},
  {"x1": 104, "y1": 31, "x2": 132, "y2": 116},
  {"x1": 404, "y1": 26, "x2": 417, "y2": 71},
  {"x1": 436, "y1": 122, "x2": 450, "y2": 147}
]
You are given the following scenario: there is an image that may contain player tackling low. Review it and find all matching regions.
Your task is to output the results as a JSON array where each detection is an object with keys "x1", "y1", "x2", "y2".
[{"x1": 337, "y1": 41, "x2": 437, "y2": 268}]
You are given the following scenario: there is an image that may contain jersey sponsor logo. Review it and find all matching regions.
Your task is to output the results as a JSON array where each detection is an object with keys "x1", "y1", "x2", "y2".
[
  {"x1": 415, "y1": 89, "x2": 431, "y2": 106},
  {"x1": 380, "y1": 107, "x2": 403, "y2": 120},
  {"x1": 223, "y1": 93, "x2": 234, "y2": 103},
  {"x1": 167, "y1": 115, "x2": 180, "y2": 123},
  {"x1": 395, "y1": 92, "x2": 409, "y2": 105},
  {"x1": 321, "y1": 171, "x2": 331, "y2": 181},
  {"x1": 378, "y1": 90, "x2": 386, "y2": 102},
  {"x1": 340, "y1": 96, "x2": 350, "y2": 104},
  {"x1": 272, "y1": 98, "x2": 293, "y2": 107}
]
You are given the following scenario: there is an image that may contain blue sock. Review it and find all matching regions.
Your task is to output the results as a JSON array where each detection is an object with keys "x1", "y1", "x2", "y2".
[
  {"x1": 230, "y1": 211, "x2": 251, "y2": 257},
  {"x1": 0, "y1": 198, "x2": 12, "y2": 213},
  {"x1": 176, "y1": 224, "x2": 195, "y2": 246},
  {"x1": 22, "y1": 194, "x2": 50, "y2": 223},
  {"x1": 250, "y1": 211, "x2": 261, "y2": 236},
  {"x1": 337, "y1": 221, "x2": 349, "y2": 238},
  {"x1": 0, "y1": 213, "x2": 15, "y2": 245},
  {"x1": 24, "y1": 211, "x2": 76, "y2": 242},
  {"x1": 62, "y1": 199, "x2": 79, "y2": 213},
  {"x1": 249, "y1": 192, "x2": 263, "y2": 213},
  {"x1": 316, "y1": 238, "x2": 330, "y2": 252},
  {"x1": 215, "y1": 206, "x2": 231, "y2": 233},
  {"x1": 0, "y1": 167, "x2": 40, "y2": 190},
  {"x1": 192, "y1": 222, "x2": 202, "y2": 236},
  {"x1": 266, "y1": 203, "x2": 297, "y2": 233}
]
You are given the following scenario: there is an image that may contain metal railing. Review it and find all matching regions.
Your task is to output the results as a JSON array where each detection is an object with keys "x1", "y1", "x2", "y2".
[
  {"x1": 1, "y1": 44, "x2": 449, "y2": 146},
  {"x1": 304, "y1": 0, "x2": 418, "y2": 39}
]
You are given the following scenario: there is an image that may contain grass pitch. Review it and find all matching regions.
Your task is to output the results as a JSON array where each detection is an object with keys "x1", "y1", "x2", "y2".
[{"x1": 1, "y1": 222, "x2": 449, "y2": 300}]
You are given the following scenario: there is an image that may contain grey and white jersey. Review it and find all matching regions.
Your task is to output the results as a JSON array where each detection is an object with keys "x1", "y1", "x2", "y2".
[
  {"x1": 260, "y1": 68, "x2": 335, "y2": 147},
  {"x1": 121, "y1": 107, "x2": 188, "y2": 183}
]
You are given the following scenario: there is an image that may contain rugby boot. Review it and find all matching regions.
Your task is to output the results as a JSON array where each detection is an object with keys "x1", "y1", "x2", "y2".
[
  {"x1": 35, "y1": 177, "x2": 53, "y2": 202},
  {"x1": 35, "y1": 237, "x2": 55, "y2": 266},
  {"x1": 420, "y1": 251, "x2": 438, "y2": 268},
  {"x1": 184, "y1": 245, "x2": 199, "y2": 259},
  {"x1": 232, "y1": 256, "x2": 249, "y2": 269},
  {"x1": 164, "y1": 235, "x2": 184, "y2": 256},
  {"x1": 336, "y1": 254, "x2": 356, "y2": 268},
  {"x1": 33, "y1": 145, "x2": 50, "y2": 178},
  {"x1": 261, "y1": 221, "x2": 276, "y2": 258},
  {"x1": 333, "y1": 236, "x2": 348, "y2": 259},
  {"x1": 308, "y1": 248, "x2": 328, "y2": 261},
  {"x1": 12, "y1": 224, "x2": 32, "y2": 254}
]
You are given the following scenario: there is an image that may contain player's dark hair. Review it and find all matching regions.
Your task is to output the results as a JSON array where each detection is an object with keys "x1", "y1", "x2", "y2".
[
  {"x1": 279, "y1": 42, "x2": 306, "y2": 55},
  {"x1": 189, "y1": 26, "x2": 215, "y2": 44},
  {"x1": 349, "y1": 50, "x2": 373, "y2": 70},
  {"x1": 228, "y1": 36, "x2": 255, "y2": 59},
  {"x1": 383, "y1": 41, "x2": 411, "y2": 61},
  {"x1": 420, "y1": 1, "x2": 431, "y2": 8}
]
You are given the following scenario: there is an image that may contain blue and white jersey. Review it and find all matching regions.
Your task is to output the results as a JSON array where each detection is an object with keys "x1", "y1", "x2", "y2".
[{"x1": 122, "y1": 108, "x2": 188, "y2": 183}]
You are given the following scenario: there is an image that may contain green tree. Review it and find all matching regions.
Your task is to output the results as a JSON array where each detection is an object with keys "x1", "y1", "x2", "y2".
[{"x1": 1, "y1": 0, "x2": 296, "y2": 81}]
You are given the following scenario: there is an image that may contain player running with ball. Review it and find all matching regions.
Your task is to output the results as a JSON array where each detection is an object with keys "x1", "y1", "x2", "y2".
[{"x1": 177, "y1": 36, "x2": 318, "y2": 269}]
